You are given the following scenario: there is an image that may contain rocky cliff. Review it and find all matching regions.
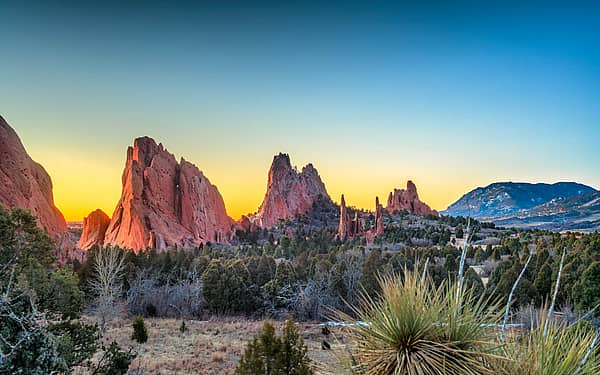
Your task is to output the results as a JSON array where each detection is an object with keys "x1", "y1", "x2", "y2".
[
  {"x1": 0, "y1": 116, "x2": 69, "y2": 242},
  {"x1": 386, "y1": 180, "x2": 438, "y2": 216},
  {"x1": 255, "y1": 153, "x2": 330, "y2": 227},
  {"x1": 103, "y1": 137, "x2": 232, "y2": 251}
]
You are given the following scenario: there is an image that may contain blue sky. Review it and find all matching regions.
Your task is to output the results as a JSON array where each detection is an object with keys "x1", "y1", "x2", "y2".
[{"x1": 1, "y1": 1, "x2": 599, "y2": 220}]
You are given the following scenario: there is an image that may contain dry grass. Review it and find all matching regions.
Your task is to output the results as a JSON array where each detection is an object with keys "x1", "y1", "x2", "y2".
[{"x1": 98, "y1": 316, "x2": 344, "y2": 374}]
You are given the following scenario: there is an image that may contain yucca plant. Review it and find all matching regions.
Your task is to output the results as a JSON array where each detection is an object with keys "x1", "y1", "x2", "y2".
[
  {"x1": 499, "y1": 307, "x2": 600, "y2": 375},
  {"x1": 335, "y1": 269, "x2": 506, "y2": 375}
]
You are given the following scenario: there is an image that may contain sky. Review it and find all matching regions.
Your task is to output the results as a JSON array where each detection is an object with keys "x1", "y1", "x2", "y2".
[{"x1": 1, "y1": 1, "x2": 599, "y2": 222}]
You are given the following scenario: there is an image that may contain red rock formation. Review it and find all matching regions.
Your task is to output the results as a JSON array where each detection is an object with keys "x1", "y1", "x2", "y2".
[
  {"x1": 78, "y1": 209, "x2": 111, "y2": 250},
  {"x1": 352, "y1": 211, "x2": 363, "y2": 235},
  {"x1": 366, "y1": 196, "x2": 385, "y2": 244},
  {"x1": 0, "y1": 116, "x2": 69, "y2": 242},
  {"x1": 374, "y1": 196, "x2": 384, "y2": 236},
  {"x1": 103, "y1": 137, "x2": 232, "y2": 252},
  {"x1": 338, "y1": 194, "x2": 349, "y2": 240},
  {"x1": 338, "y1": 194, "x2": 365, "y2": 241},
  {"x1": 386, "y1": 180, "x2": 438, "y2": 216},
  {"x1": 255, "y1": 153, "x2": 330, "y2": 227}
]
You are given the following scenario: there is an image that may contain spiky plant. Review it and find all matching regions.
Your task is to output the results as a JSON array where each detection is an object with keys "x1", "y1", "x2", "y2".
[
  {"x1": 499, "y1": 307, "x2": 600, "y2": 375},
  {"x1": 335, "y1": 269, "x2": 505, "y2": 375}
]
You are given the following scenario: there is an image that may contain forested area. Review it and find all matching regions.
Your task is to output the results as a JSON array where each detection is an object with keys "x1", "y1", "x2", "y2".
[{"x1": 3, "y1": 205, "x2": 600, "y2": 373}]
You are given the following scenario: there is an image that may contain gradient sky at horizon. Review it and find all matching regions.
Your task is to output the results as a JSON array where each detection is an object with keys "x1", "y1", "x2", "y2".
[{"x1": 2, "y1": 1, "x2": 599, "y2": 221}]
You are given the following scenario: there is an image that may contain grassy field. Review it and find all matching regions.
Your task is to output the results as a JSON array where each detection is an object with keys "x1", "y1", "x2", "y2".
[{"x1": 100, "y1": 316, "x2": 347, "y2": 374}]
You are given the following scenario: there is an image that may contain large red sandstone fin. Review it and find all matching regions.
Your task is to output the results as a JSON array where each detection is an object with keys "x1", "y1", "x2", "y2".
[{"x1": 103, "y1": 136, "x2": 232, "y2": 252}]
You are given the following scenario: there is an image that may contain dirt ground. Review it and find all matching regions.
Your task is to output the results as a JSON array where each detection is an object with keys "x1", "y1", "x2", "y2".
[{"x1": 99, "y1": 316, "x2": 350, "y2": 374}]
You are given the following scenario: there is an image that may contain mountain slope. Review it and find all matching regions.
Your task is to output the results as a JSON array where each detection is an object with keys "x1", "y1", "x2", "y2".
[
  {"x1": 443, "y1": 182, "x2": 596, "y2": 219},
  {"x1": 492, "y1": 191, "x2": 600, "y2": 232}
]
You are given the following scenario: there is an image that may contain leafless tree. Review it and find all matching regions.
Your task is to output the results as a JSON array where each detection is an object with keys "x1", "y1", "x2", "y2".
[
  {"x1": 338, "y1": 251, "x2": 363, "y2": 307},
  {"x1": 89, "y1": 247, "x2": 125, "y2": 333},
  {"x1": 501, "y1": 253, "x2": 532, "y2": 341},
  {"x1": 127, "y1": 271, "x2": 203, "y2": 317},
  {"x1": 291, "y1": 272, "x2": 338, "y2": 320},
  {"x1": 456, "y1": 217, "x2": 471, "y2": 304},
  {"x1": 545, "y1": 247, "x2": 567, "y2": 336}
]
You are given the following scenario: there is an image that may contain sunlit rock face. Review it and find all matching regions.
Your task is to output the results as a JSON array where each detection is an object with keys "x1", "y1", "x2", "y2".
[
  {"x1": 0, "y1": 115, "x2": 69, "y2": 241},
  {"x1": 255, "y1": 153, "x2": 330, "y2": 228},
  {"x1": 386, "y1": 180, "x2": 438, "y2": 216},
  {"x1": 78, "y1": 209, "x2": 111, "y2": 250},
  {"x1": 103, "y1": 136, "x2": 232, "y2": 252}
]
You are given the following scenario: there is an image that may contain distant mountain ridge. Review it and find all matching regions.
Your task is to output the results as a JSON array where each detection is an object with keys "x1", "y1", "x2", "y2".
[
  {"x1": 443, "y1": 182, "x2": 599, "y2": 231},
  {"x1": 492, "y1": 190, "x2": 600, "y2": 232}
]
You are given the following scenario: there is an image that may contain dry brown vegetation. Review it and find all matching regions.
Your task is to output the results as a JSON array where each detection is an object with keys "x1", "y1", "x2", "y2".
[{"x1": 99, "y1": 316, "x2": 345, "y2": 374}]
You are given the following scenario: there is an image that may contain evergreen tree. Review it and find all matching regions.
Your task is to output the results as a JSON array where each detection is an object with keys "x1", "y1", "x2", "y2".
[
  {"x1": 235, "y1": 320, "x2": 313, "y2": 375},
  {"x1": 131, "y1": 316, "x2": 148, "y2": 344},
  {"x1": 573, "y1": 262, "x2": 600, "y2": 315}
]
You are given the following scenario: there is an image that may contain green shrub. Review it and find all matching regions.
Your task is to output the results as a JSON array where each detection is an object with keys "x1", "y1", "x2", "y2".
[
  {"x1": 92, "y1": 341, "x2": 136, "y2": 375},
  {"x1": 236, "y1": 319, "x2": 313, "y2": 375},
  {"x1": 131, "y1": 316, "x2": 148, "y2": 344}
]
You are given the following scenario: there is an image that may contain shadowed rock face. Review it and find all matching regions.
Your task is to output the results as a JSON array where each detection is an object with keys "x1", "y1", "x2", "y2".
[
  {"x1": 103, "y1": 137, "x2": 232, "y2": 252},
  {"x1": 0, "y1": 116, "x2": 69, "y2": 240},
  {"x1": 386, "y1": 180, "x2": 438, "y2": 216},
  {"x1": 78, "y1": 209, "x2": 111, "y2": 250},
  {"x1": 255, "y1": 153, "x2": 330, "y2": 227}
]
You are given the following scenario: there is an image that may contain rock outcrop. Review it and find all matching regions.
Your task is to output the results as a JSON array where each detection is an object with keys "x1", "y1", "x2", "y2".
[
  {"x1": 373, "y1": 196, "x2": 384, "y2": 236},
  {"x1": 103, "y1": 137, "x2": 232, "y2": 252},
  {"x1": 0, "y1": 116, "x2": 69, "y2": 241},
  {"x1": 338, "y1": 195, "x2": 349, "y2": 240},
  {"x1": 255, "y1": 153, "x2": 330, "y2": 227},
  {"x1": 78, "y1": 209, "x2": 111, "y2": 250},
  {"x1": 386, "y1": 181, "x2": 438, "y2": 216},
  {"x1": 340, "y1": 195, "x2": 384, "y2": 243}
]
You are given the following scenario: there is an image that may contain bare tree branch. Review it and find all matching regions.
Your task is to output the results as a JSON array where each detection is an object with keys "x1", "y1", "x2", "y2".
[
  {"x1": 501, "y1": 253, "x2": 532, "y2": 341},
  {"x1": 456, "y1": 217, "x2": 471, "y2": 304},
  {"x1": 544, "y1": 247, "x2": 567, "y2": 337}
]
